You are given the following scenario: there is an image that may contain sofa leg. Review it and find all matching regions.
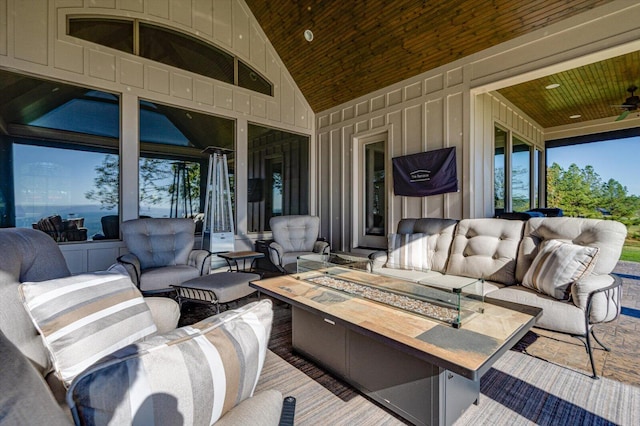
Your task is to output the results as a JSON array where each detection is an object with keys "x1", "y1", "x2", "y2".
[{"x1": 591, "y1": 328, "x2": 611, "y2": 352}]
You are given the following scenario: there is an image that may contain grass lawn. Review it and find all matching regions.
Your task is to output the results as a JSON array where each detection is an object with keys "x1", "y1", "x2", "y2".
[
  {"x1": 621, "y1": 245, "x2": 640, "y2": 262},
  {"x1": 621, "y1": 223, "x2": 640, "y2": 263}
]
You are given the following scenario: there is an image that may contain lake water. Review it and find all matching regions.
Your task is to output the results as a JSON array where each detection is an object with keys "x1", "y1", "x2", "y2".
[{"x1": 16, "y1": 205, "x2": 174, "y2": 239}]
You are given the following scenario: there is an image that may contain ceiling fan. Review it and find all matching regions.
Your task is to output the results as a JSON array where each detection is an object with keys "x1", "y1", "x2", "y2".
[{"x1": 612, "y1": 85, "x2": 639, "y2": 121}]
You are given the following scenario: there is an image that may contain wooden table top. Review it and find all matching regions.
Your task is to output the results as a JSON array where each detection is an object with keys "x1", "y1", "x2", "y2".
[
  {"x1": 218, "y1": 250, "x2": 265, "y2": 260},
  {"x1": 251, "y1": 269, "x2": 542, "y2": 380}
]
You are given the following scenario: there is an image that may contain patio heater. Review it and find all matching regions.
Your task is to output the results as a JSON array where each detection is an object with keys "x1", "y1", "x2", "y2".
[{"x1": 201, "y1": 146, "x2": 235, "y2": 253}]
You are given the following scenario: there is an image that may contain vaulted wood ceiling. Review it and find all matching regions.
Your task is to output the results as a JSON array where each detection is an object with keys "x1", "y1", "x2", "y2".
[{"x1": 245, "y1": 0, "x2": 638, "y2": 128}]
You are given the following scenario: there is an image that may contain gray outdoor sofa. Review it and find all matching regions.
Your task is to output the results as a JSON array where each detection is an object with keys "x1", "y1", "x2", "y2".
[{"x1": 370, "y1": 216, "x2": 627, "y2": 378}]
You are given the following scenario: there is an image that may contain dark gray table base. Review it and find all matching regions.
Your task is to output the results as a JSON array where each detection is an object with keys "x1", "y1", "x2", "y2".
[{"x1": 292, "y1": 306, "x2": 479, "y2": 426}]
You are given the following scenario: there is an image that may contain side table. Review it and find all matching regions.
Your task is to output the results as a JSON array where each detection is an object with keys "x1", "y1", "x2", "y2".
[{"x1": 218, "y1": 250, "x2": 265, "y2": 272}]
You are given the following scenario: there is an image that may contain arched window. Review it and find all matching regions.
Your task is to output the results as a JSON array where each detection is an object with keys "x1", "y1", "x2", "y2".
[{"x1": 68, "y1": 17, "x2": 272, "y2": 96}]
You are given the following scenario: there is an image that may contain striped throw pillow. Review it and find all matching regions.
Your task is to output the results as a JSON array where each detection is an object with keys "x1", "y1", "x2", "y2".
[
  {"x1": 387, "y1": 233, "x2": 429, "y2": 271},
  {"x1": 522, "y1": 239, "x2": 599, "y2": 300},
  {"x1": 68, "y1": 299, "x2": 273, "y2": 426},
  {"x1": 19, "y1": 272, "x2": 157, "y2": 386}
]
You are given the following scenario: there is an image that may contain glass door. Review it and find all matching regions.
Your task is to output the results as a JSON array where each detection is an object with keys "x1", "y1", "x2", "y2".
[{"x1": 355, "y1": 135, "x2": 387, "y2": 249}]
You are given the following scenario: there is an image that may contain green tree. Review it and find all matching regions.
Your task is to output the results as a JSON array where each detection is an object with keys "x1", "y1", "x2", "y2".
[
  {"x1": 547, "y1": 162, "x2": 639, "y2": 220},
  {"x1": 86, "y1": 155, "x2": 201, "y2": 214},
  {"x1": 546, "y1": 163, "x2": 563, "y2": 208},
  {"x1": 85, "y1": 154, "x2": 119, "y2": 210}
]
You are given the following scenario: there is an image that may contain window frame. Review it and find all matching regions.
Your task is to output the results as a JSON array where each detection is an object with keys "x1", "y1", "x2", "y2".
[
  {"x1": 66, "y1": 16, "x2": 273, "y2": 96},
  {"x1": 493, "y1": 123, "x2": 541, "y2": 214}
]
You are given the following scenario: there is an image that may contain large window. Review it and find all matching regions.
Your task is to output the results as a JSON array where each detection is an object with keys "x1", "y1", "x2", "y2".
[
  {"x1": 138, "y1": 101, "x2": 235, "y2": 222},
  {"x1": 511, "y1": 136, "x2": 531, "y2": 212},
  {"x1": 494, "y1": 125, "x2": 540, "y2": 214},
  {"x1": 68, "y1": 17, "x2": 272, "y2": 96},
  {"x1": 0, "y1": 70, "x2": 120, "y2": 239},
  {"x1": 247, "y1": 124, "x2": 310, "y2": 232}
]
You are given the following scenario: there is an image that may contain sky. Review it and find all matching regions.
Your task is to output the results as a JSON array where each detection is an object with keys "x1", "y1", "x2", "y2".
[{"x1": 546, "y1": 136, "x2": 640, "y2": 196}]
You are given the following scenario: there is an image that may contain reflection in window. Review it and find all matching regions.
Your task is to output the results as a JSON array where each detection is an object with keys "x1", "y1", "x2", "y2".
[
  {"x1": 138, "y1": 101, "x2": 235, "y2": 222},
  {"x1": 0, "y1": 70, "x2": 120, "y2": 239},
  {"x1": 139, "y1": 23, "x2": 234, "y2": 84},
  {"x1": 13, "y1": 144, "x2": 118, "y2": 239},
  {"x1": 365, "y1": 141, "x2": 385, "y2": 236},
  {"x1": 68, "y1": 18, "x2": 133, "y2": 53},
  {"x1": 247, "y1": 124, "x2": 309, "y2": 232}
]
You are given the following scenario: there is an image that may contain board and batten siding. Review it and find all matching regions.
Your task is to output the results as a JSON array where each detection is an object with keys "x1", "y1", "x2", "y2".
[
  {"x1": 317, "y1": 0, "x2": 640, "y2": 251},
  {"x1": 0, "y1": 0, "x2": 314, "y2": 273}
]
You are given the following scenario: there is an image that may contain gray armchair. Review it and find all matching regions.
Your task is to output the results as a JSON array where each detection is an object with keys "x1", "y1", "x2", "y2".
[
  {"x1": 118, "y1": 218, "x2": 212, "y2": 294},
  {"x1": 269, "y1": 215, "x2": 329, "y2": 273}
]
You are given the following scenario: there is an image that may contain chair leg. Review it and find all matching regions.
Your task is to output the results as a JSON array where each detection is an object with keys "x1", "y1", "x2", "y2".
[{"x1": 585, "y1": 328, "x2": 599, "y2": 380}]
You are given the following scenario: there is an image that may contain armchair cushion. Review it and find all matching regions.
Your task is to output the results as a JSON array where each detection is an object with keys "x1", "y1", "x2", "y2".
[
  {"x1": 269, "y1": 215, "x2": 328, "y2": 273},
  {"x1": 119, "y1": 218, "x2": 211, "y2": 293},
  {"x1": 522, "y1": 239, "x2": 599, "y2": 300},
  {"x1": 140, "y1": 265, "x2": 202, "y2": 293},
  {"x1": 270, "y1": 215, "x2": 321, "y2": 252},
  {"x1": 121, "y1": 218, "x2": 196, "y2": 269},
  {"x1": 20, "y1": 272, "x2": 157, "y2": 386},
  {"x1": 68, "y1": 299, "x2": 273, "y2": 426}
]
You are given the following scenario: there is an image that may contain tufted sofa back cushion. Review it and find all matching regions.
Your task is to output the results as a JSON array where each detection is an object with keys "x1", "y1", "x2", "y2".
[
  {"x1": 516, "y1": 217, "x2": 627, "y2": 283},
  {"x1": 121, "y1": 218, "x2": 195, "y2": 270},
  {"x1": 270, "y1": 215, "x2": 320, "y2": 252},
  {"x1": 0, "y1": 228, "x2": 71, "y2": 374},
  {"x1": 446, "y1": 218, "x2": 524, "y2": 285},
  {"x1": 396, "y1": 218, "x2": 458, "y2": 273}
]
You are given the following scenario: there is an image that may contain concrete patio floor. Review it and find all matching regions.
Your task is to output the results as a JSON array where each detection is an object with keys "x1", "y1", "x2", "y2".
[{"x1": 518, "y1": 261, "x2": 640, "y2": 385}]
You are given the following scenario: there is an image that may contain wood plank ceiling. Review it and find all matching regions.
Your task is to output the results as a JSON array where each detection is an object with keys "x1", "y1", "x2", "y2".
[{"x1": 245, "y1": 0, "x2": 638, "y2": 128}]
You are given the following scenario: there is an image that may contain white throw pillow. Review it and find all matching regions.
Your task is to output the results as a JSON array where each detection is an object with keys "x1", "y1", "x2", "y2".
[
  {"x1": 68, "y1": 299, "x2": 273, "y2": 426},
  {"x1": 20, "y1": 271, "x2": 157, "y2": 386},
  {"x1": 387, "y1": 233, "x2": 429, "y2": 271},
  {"x1": 522, "y1": 239, "x2": 599, "y2": 300}
]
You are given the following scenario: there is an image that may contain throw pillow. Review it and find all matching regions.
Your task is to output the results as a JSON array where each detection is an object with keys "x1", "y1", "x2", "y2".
[
  {"x1": 522, "y1": 239, "x2": 599, "y2": 300},
  {"x1": 387, "y1": 233, "x2": 429, "y2": 271},
  {"x1": 19, "y1": 271, "x2": 157, "y2": 386},
  {"x1": 67, "y1": 299, "x2": 273, "y2": 426}
]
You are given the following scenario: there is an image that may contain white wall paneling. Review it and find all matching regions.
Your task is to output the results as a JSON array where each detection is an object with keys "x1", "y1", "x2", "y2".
[
  {"x1": 0, "y1": 0, "x2": 313, "y2": 272},
  {"x1": 316, "y1": 0, "x2": 640, "y2": 250}
]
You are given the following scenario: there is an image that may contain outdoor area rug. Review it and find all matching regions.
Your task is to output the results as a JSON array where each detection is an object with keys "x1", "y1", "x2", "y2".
[{"x1": 255, "y1": 348, "x2": 640, "y2": 425}]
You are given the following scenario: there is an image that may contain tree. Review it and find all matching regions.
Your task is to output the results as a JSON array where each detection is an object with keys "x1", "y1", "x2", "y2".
[
  {"x1": 547, "y1": 162, "x2": 639, "y2": 220},
  {"x1": 85, "y1": 154, "x2": 119, "y2": 210},
  {"x1": 86, "y1": 155, "x2": 201, "y2": 215}
]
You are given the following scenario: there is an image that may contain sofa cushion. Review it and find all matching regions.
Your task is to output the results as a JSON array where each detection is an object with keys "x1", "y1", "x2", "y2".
[
  {"x1": 396, "y1": 218, "x2": 458, "y2": 273},
  {"x1": 446, "y1": 219, "x2": 524, "y2": 285},
  {"x1": 487, "y1": 286, "x2": 587, "y2": 335},
  {"x1": 68, "y1": 299, "x2": 273, "y2": 426},
  {"x1": 522, "y1": 239, "x2": 599, "y2": 300},
  {"x1": 20, "y1": 272, "x2": 157, "y2": 386},
  {"x1": 387, "y1": 233, "x2": 429, "y2": 271},
  {"x1": 516, "y1": 217, "x2": 627, "y2": 283}
]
